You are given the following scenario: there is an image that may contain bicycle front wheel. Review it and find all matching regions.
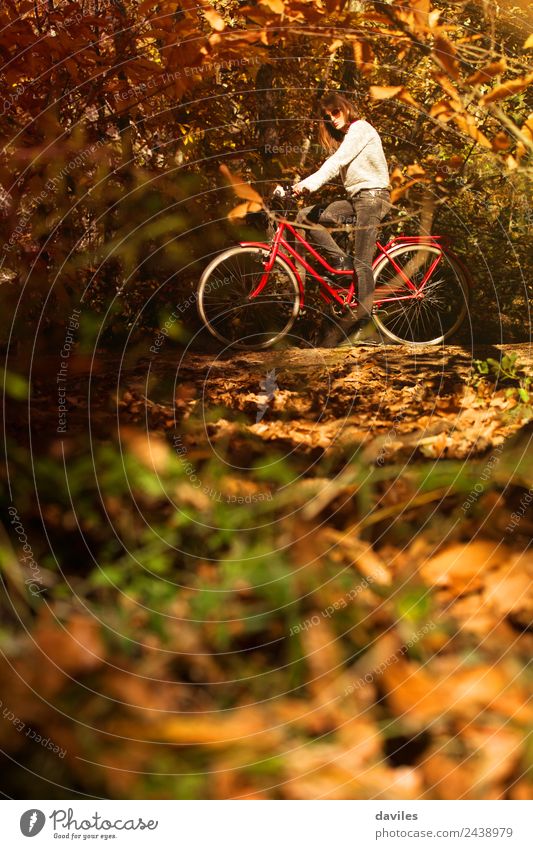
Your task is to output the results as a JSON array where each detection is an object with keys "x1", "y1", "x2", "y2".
[
  {"x1": 197, "y1": 246, "x2": 301, "y2": 349},
  {"x1": 372, "y1": 244, "x2": 471, "y2": 345}
]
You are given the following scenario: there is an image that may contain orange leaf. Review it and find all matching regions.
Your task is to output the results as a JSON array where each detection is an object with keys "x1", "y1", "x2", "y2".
[
  {"x1": 452, "y1": 114, "x2": 492, "y2": 149},
  {"x1": 411, "y1": 0, "x2": 430, "y2": 34},
  {"x1": 228, "y1": 201, "x2": 262, "y2": 220},
  {"x1": 35, "y1": 613, "x2": 105, "y2": 675},
  {"x1": 383, "y1": 658, "x2": 510, "y2": 725},
  {"x1": 406, "y1": 163, "x2": 426, "y2": 177},
  {"x1": 299, "y1": 619, "x2": 342, "y2": 692},
  {"x1": 370, "y1": 85, "x2": 403, "y2": 100},
  {"x1": 399, "y1": 90, "x2": 420, "y2": 108},
  {"x1": 420, "y1": 540, "x2": 500, "y2": 593},
  {"x1": 432, "y1": 71, "x2": 461, "y2": 103},
  {"x1": 120, "y1": 426, "x2": 170, "y2": 473},
  {"x1": 138, "y1": 0, "x2": 163, "y2": 12},
  {"x1": 260, "y1": 0, "x2": 285, "y2": 13},
  {"x1": 390, "y1": 165, "x2": 404, "y2": 186},
  {"x1": 433, "y1": 35, "x2": 460, "y2": 80},
  {"x1": 329, "y1": 39, "x2": 343, "y2": 53},
  {"x1": 447, "y1": 154, "x2": 463, "y2": 169},
  {"x1": 523, "y1": 34, "x2": 533, "y2": 49},
  {"x1": 467, "y1": 58, "x2": 507, "y2": 85},
  {"x1": 353, "y1": 40, "x2": 375, "y2": 76},
  {"x1": 429, "y1": 99, "x2": 455, "y2": 122},
  {"x1": 516, "y1": 112, "x2": 533, "y2": 159},
  {"x1": 484, "y1": 566, "x2": 533, "y2": 619},
  {"x1": 522, "y1": 112, "x2": 533, "y2": 140},
  {"x1": 491, "y1": 131, "x2": 510, "y2": 151},
  {"x1": 390, "y1": 177, "x2": 430, "y2": 202},
  {"x1": 324, "y1": 0, "x2": 345, "y2": 11},
  {"x1": 428, "y1": 9, "x2": 441, "y2": 28},
  {"x1": 111, "y1": 706, "x2": 282, "y2": 747},
  {"x1": 204, "y1": 7, "x2": 225, "y2": 31},
  {"x1": 370, "y1": 85, "x2": 419, "y2": 108},
  {"x1": 220, "y1": 164, "x2": 263, "y2": 203},
  {"x1": 479, "y1": 73, "x2": 533, "y2": 105}
]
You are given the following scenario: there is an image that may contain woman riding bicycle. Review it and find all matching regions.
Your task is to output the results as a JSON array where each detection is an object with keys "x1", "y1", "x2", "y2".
[{"x1": 292, "y1": 92, "x2": 391, "y2": 346}]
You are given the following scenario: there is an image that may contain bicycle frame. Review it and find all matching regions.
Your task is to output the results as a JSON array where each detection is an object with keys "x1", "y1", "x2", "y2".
[{"x1": 241, "y1": 217, "x2": 449, "y2": 309}]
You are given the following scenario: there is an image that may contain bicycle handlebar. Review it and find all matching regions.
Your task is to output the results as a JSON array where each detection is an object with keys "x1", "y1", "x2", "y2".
[
  {"x1": 269, "y1": 184, "x2": 310, "y2": 217},
  {"x1": 272, "y1": 184, "x2": 295, "y2": 200}
]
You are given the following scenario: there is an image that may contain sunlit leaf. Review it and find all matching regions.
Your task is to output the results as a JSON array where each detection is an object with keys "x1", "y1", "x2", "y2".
[
  {"x1": 452, "y1": 114, "x2": 492, "y2": 148},
  {"x1": 467, "y1": 58, "x2": 507, "y2": 85},
  {"x1": 369, "y1": 85, "x2": 419, "y2": 107},
  {"x1": 411, "y1": 0, "x2": 430, "y2": 34},
  {"x1": 204, "y1": 7, "x2": 225, "y2": 31},
  {"x1": 432, "y1": 35, "x2": 460, "y2": 80},
  {"x1": 429, "y1": 99, "x2": 455, "y2": 122},
  {"x1": 228, "y1": 200, "x2": 262, "y2": 219},
  {"x1": 220, "y1": 164, "x2": 263, "y2": 203},
  {"x1": 428, "y1": 9, "x2": 441, "y2": 28},
  {"x1": 406, "y1": 163, "x2": 426, "y2": 177},
  {"x1": 369, "y1": 85, "x2": 403, "y2": 100},
  {"x1": 353, "y1": 40, "x2": 375, "y2": 76},
  {"x1": 432, "y1": 71, "x2": 461, "y2": 103},
  {"x1": 390, "y1": 165, "x2": 404, "y2": 186},
  {"x1": 491, "y1": 131, "x2": 510, "y2": 151},
  {"x1": 480, "y1": 72, "x2": 533, "y2": 105},
  {"x1": 391, "y1": 177, "x2": 430, "y2": 202},
  {"x1": 260, "y1": 0, "x2": 285, "y2": 13}
]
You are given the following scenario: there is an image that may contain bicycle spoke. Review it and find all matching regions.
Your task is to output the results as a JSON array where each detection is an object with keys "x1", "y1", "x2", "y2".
[
  {"x1": 199, "y1": 247, "x2": 300, "y2": 348},
  {"x1": 372, "y1": 245, "x2": 469, "y2": 344}
]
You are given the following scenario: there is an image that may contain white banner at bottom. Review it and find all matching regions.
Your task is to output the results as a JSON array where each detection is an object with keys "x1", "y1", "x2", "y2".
[{"x1": 4, "y1": 800, "x2": 533, "y2": 848}]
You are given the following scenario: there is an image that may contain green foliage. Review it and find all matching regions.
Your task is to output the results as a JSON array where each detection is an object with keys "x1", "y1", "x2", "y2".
[
  {"x1": 0, "y1": 367, "x2": 28, "y2": 400},
  {"x1": 473, "y1": 352, "x2": 532, "y2": 411}
]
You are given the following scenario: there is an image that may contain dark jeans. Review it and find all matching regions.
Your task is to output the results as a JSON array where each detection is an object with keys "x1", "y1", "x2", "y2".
[{"x1": 296, "y1": 189, "x2": 392, "y2": 322}]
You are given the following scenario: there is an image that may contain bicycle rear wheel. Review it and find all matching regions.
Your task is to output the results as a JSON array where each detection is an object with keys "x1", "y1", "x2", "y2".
[
  {"x1": 372, "y1": 244, "x2": 471, "y2": 345},
  {"x1": 197, "y1": 246, "x2": 300, "y2": 349}
]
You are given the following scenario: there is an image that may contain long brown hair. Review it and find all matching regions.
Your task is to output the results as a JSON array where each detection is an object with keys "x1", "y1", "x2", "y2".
[{"x1": 318, "y1": 92, "x2": 359, "y2": 153}]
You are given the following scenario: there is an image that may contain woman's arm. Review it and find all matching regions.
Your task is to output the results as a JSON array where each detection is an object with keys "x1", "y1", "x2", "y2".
[{"x1": 294, "y1": 121, "x2": 374, "y2": 194}]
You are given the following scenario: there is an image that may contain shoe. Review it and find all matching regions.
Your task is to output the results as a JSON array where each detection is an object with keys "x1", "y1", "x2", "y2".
[
  {"x1": 321, "y1": 319, "x2": 383, "y2": 348},
  {"x1": 348, "y1": 321, "x2": 382, "y2": 346}
]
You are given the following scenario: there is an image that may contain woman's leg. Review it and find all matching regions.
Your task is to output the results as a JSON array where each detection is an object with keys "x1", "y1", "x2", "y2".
[
  {"x1": 296, "y1": 201, "x2": 353, "y2": 262},
  {"x1": 351, "y1": 192, "x2": 391, "y2": 322}
]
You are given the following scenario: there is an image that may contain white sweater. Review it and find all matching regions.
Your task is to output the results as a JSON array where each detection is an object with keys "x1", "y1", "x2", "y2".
[{"x1": 298, "y1": 120, "x2": 390, "y2": 197}]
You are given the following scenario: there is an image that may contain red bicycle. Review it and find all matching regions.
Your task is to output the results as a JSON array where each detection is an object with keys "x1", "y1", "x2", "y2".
[{"x1": 197, "y1": 186, "x2": 471, "y2": 349}]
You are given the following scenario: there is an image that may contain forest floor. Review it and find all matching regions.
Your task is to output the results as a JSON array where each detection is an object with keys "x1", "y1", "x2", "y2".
[
  {"x1": 4, "y1": 340, "x2": 533, "y2": 800},
  {"x1": 23, "y1": 340, "x2": 533, "y2": 479},
  {"x1": 113, "y1": 342, "x2": 533, "y2": 463}
]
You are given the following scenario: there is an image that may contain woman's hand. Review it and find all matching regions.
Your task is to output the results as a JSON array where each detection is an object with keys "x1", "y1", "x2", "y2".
[{"x1": 292, "y1": 182, "x2": 309, "y2": 197}]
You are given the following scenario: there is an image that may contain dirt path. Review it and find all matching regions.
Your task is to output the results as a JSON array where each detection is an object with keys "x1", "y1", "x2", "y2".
[
  {"x1": 112, "y1": 342, "x2": 533, "y2": 463},
  {"x1": 19, "y1": 342, "x2": 532, "y2": 462}
]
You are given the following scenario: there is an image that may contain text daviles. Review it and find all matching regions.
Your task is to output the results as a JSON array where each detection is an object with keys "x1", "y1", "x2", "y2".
[
  {"x1": 50, "y1": 809, "x2": 158, "y2": 832},
  {"x1": 376, "y1": 811, "x2": 418, "y2": 820}
]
